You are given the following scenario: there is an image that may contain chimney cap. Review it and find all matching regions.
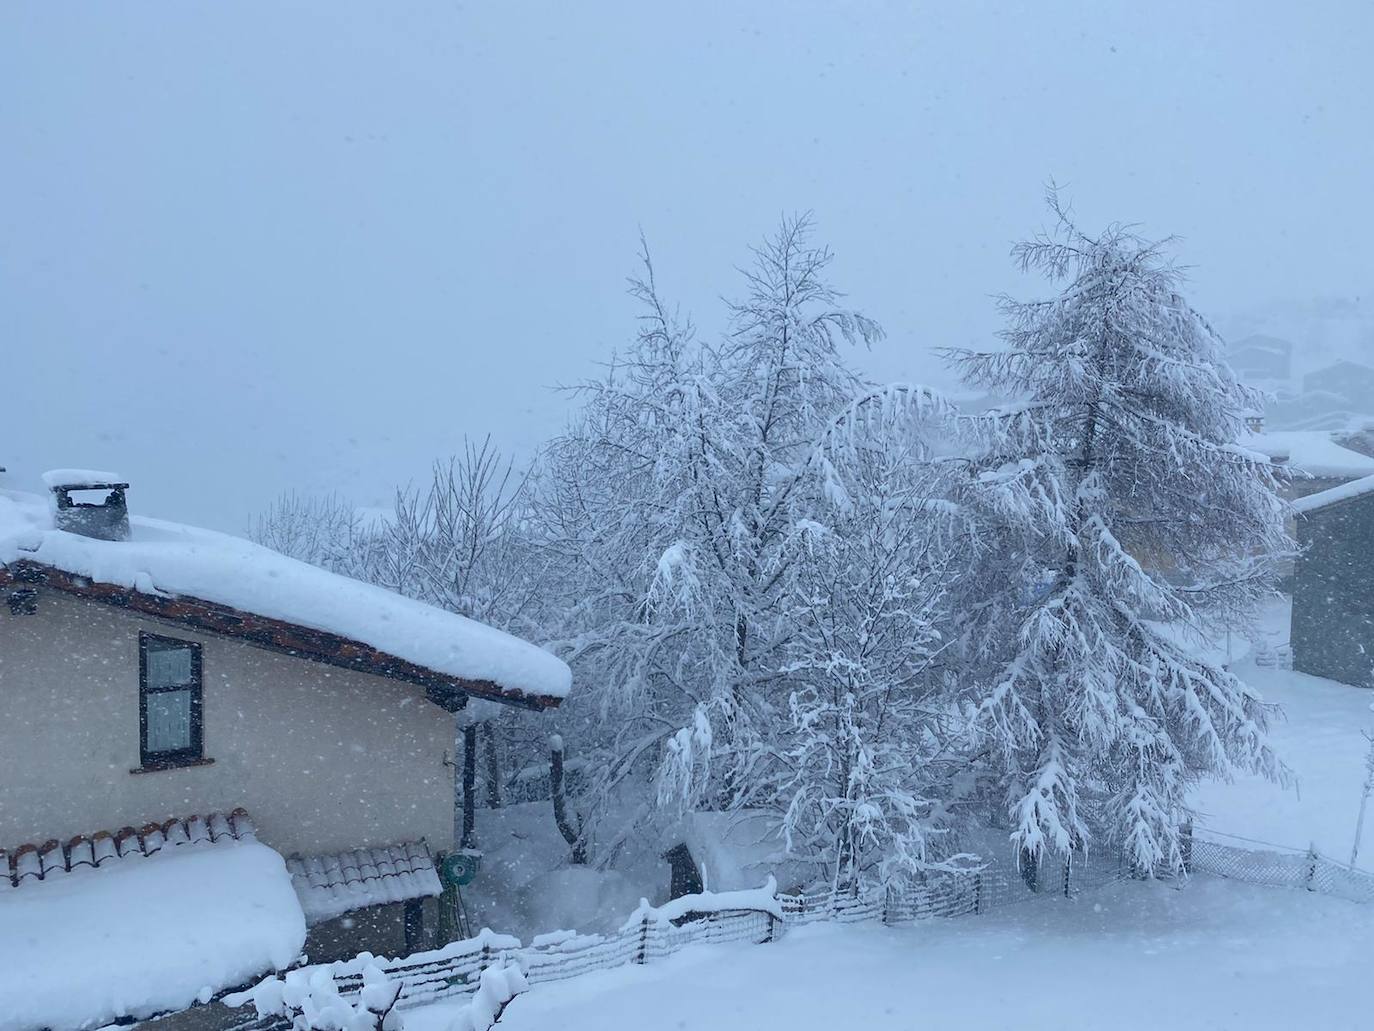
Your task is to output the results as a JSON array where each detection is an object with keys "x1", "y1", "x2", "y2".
[{"x1": 42, "y1": 469, "x2": 129, "y2": 492}]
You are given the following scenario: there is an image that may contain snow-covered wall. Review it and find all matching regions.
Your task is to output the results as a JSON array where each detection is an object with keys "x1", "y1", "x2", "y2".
[{"x1": 0, "y1": 588, "x2": 455, "y2": 855}]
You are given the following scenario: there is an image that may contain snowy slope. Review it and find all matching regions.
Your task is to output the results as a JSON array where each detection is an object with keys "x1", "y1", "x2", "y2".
[
  {"x1": 463, "y1": 802, "x2": 663, "y2": 939},
  {"x1": 0, "y1": 487, "x2": 570, "y2": 702}
]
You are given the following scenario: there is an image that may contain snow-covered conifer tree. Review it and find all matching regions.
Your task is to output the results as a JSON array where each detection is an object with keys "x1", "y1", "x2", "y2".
[{"x1": 950, "y1": 194, "x2": 1293, "y2": 875}]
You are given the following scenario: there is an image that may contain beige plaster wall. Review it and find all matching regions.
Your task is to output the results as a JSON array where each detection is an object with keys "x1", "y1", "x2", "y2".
[{"x1": 0, "y1": 587, "x2": 456, "y2": 856}]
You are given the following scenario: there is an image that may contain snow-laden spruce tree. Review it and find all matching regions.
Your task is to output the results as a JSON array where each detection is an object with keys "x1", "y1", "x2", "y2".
[{"x1": 950, "y1": 194, "x2": 1293, "y2": 875}]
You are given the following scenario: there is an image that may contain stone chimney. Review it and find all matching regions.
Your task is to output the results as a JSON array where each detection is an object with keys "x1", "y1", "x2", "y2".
[{"x1": 43, "y1": 470, "x2": 131, "y2": 542}]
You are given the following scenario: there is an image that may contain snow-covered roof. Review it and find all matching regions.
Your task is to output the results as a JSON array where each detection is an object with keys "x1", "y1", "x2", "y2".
[
  {"x1": 1292, "y1": 473, "x2": 1374, "y2": 516},
  {"x1": 0, "y1": 487, "x2": 570, "y2": 707},
  {"x1": 0, "y1": 831, "x2": 304, "y2": 1031},
  {"x1": 286, "y1": 842, "x2": 442, "y2": 925},
  {"x1": 1244, "y1": 431, "x2": 1374, "y2": 480}
]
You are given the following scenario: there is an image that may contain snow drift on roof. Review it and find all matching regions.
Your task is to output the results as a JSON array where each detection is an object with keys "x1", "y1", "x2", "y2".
[
  {"x1": 0, "y1": 488, "x2": 571, "y2": 702},
  {"x1": 40, "y1": 468, "x2": 126, "y2": 488},
  {"x1": 0, "y1": 837, "x2": 305, "y2": 1031},
  {"x1": 1245, "y1": 431, "x2": 1374, "y2": 479},
  {"x1": 1292, "y1": 473, "x2": 1374, "y2": 515}
]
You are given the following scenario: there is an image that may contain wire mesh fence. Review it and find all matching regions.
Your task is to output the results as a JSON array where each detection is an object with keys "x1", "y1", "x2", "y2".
[{"x1": 1190, "y1": 831, "x2": 1374, "y2": 904}]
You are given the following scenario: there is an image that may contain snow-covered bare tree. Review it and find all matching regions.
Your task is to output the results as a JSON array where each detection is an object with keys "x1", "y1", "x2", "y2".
[
  {"x1": 780, "y1": 438, "x2": 968, "y2": 892},
  {"x1": 948, "y1": 192, "x2": 1293, "y2": 876},
  {"x1": 252, "y1": 492, "x2": 387, "y2": 582},
  {"x1": 537, "y1": 218, "x2": 956, "y2": 884}
]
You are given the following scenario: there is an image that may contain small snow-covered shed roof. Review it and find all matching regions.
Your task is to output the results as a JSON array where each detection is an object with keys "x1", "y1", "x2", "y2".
[
  {"x1": 672, "y1": 811, "x2": 816, "y2": 894},
  {"x1": 0, "y1": 820, "x2": 305, "y2": 1031},
  {"x1": 1292, "y1": 473, "x2": 1374, "y2": 516},
  {"x1": 0, "y1": 486, "x2": 570, "y2": 709}
]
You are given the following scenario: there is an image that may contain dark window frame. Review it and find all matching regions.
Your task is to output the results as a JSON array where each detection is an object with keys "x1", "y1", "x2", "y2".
[{"x1": 138, "y1": 632, "x2": 204, "y2": 770}]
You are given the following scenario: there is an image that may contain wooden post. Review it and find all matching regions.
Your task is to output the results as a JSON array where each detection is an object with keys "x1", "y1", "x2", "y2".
[
  {"x1": 1180, "y1": 820, "x2": 1194, "y2": 874},
  {"x1": 462, "y1": 725, "x2": 478, "y2": 849},
  {"x1": 636, "y1": 912, "x2": 651, "y2": 964},
  {"x1": 484, "y1": 723, "x2": 503, "y2": 809},
  {"x1": 403, "y1": 897, "x2": 425, "y2": 954}
]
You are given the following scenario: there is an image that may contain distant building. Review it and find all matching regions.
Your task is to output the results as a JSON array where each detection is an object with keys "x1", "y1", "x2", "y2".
[
  {"x1": 1229, "y1": 334, "x2": 1293, "y2": 384},
  {"x1": 1290, "y1": 474, "x2": 1374, "y2": 687},
  {"x1": 1303, "y1": 360, "x2": 1374, "y2": 412}
]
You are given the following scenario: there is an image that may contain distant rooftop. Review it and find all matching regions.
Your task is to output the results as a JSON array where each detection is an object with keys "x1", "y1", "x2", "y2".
[{"x1": 1244, "y1": 430, "x2": 1374, "y2": 480}]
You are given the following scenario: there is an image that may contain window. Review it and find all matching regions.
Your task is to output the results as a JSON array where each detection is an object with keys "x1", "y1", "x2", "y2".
[{"x1": 139, "y1": 633, "x2": 204, "y2": 769}]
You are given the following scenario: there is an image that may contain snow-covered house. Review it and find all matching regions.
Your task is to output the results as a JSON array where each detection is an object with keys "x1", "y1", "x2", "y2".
[
  {"x1": 0, "y1": 472, "x2": 571, "y2": 1028},
  {"x1": 1290, "y1": 474, "x2": 1374, "y2": 688}
]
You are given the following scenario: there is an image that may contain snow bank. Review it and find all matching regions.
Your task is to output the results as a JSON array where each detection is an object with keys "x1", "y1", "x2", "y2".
[
  {"x1": 228, "y1": 962, "x2": 403, "y2": 1031},
  {"x1": 443, "y1": 963, "x2": 529, "y2": 1031},
  {"x1": 618, "y1": 878, "x2": 782, "y2": 928},
  {"x1": 464, "y1": 801, "x2": 664, "y2": 939},
  {"x1": 0, "y1": 838, "x2": 305, "y2": 1031},
  {"x1": 0, "y1": 487, "x2": 570, "y2": 703}
]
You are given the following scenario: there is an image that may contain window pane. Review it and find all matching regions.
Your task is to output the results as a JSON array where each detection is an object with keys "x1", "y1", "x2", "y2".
[
  {"x1": 147, "y1": 646, "x2": 194, "y2": 688},
  {"x1": 146, "y1": 688, "x2": 193, "y2": 753}
]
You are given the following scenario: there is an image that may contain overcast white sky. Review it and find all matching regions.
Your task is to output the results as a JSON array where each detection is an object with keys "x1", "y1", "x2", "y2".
[{"x1": 4, "y1": 1, "x2": 1371, "y2": 531}]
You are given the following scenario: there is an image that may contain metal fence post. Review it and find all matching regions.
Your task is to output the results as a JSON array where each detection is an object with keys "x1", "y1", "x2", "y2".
[
  {"x1": 1306, "y1": 844, "x2": 1319, "y2": 892},
  {"x1": 973, "y1": 872, "x2": 983, "y2": 915},
  {"x1": 1181, "y1": 820, "x2": 1194, "y2": 875},
  {"x1": 1063, "y1": 854, "x2": 1072, "y2": 899}
]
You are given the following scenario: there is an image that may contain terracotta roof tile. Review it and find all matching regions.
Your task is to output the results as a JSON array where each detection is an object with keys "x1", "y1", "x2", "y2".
[
  {"x1": 2, "y1": 808, "x2": 257, "y2": 888},
  {"x1": 285, "y1": 841, "x2": 442, "y2": 925}
]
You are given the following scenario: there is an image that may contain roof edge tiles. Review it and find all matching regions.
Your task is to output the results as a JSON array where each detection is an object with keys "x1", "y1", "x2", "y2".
[{"x1": 1, "y1": 808, "x2": 257, "y2": 889}]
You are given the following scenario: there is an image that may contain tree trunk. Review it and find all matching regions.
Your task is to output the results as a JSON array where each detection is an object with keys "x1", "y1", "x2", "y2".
[
  {"x1": 484, "y1": 723, "x2": 503, "y2": 809},
  {"x1": 462, "y1": 724, "x2": 478, "y2": 849},
  {"x1": 551, "y1": 736, "x2": 587, "y2": 864}
]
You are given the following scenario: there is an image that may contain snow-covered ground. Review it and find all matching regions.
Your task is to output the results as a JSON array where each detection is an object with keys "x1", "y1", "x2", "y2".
[
  {"x1": 408, "y1": 876, "x2": 1374, "y2": 1031},
  {"x1": 1186, "y1": 596, "x2": 1374, "y2": 863},
  {"x1": 1194, "y1": 660, "x2": 1374, "y2": 861},
  {"x1": 464, "y1": 801, "x2": 665, "y2": 940}
]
